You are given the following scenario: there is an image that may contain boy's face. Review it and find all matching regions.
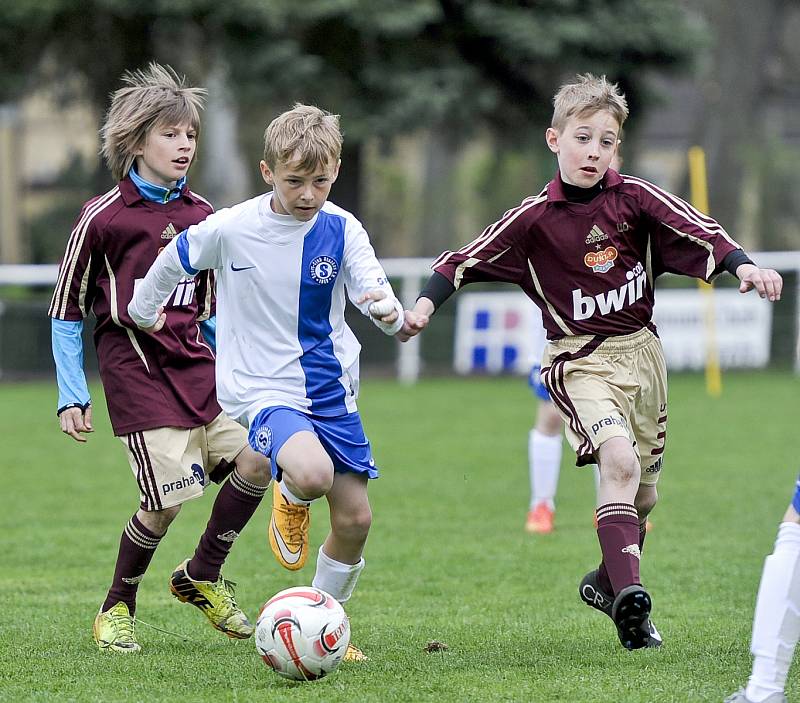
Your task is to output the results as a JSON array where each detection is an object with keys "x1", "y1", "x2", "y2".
[
  {"x1": 545, "y1": 110, "x2": 620, "y2": 188},
  {"x1": 260, "y1": 156, "x2": 340, "y2": 222},
  {"x1": 134, "y1": 122, "x2": 197, "y2": 187}
]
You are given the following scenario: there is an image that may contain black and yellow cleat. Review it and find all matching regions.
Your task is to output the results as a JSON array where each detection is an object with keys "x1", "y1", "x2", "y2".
[{"x1": 169, "y1": 560, "x2": 253, "y2": 639}]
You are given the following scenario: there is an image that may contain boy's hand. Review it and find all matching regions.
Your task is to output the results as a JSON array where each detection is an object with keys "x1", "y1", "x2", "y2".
[
  {"x1": 396, "y1": 310, "x2": 429, "y2": 342},
  {"x1": 736, "y1": 264, "x2": 783, "y2": 302},
  {"x1": 358, "y1": 290, "x2": 400, "y2": 325},
  {"x1": 137, "y1": 306, "x2": 167, "y2": 333},
  {"x1": 59, "y1": 405, "x2": 93, "y2": 443}
]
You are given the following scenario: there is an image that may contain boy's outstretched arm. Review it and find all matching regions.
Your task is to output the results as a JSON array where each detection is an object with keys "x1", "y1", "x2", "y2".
[{"x1": 736, "y1": 263, "x2": 783, "y2": 302}]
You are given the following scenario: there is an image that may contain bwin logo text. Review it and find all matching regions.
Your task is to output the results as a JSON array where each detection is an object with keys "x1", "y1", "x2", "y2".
[{"x1": 572, "y1": 270, "x2": 647, "y2": 321}]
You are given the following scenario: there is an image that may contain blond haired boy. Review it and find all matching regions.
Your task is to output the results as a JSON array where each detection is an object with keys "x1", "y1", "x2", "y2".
[
  {"x1": 402, "y1": 74, "x2": 782, "y2": 650},
  {"x1": 129, "y1": 103, "x2": 406, "y2": 662},
  {"x1": 50, "y1": 63, "x2": 271, "y2": 652}
]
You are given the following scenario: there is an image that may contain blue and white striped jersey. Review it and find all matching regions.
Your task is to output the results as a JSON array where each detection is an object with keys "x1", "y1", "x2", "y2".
[{"x1": 131, "y1": 193, "x2": 401, "y2": 425}]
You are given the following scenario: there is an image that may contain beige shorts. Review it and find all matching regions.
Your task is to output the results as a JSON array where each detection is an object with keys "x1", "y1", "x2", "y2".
[
  {"x1": 118, "y1": 412, "x2": 249, "y2": 510},
  {"x1": 541, "y1": 326, "x2": 667, "y2": 486}
]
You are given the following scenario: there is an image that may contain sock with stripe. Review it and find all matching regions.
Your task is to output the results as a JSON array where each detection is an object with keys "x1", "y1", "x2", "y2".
[
  {"x1": 102, "y1": 514, "x2": 162, "y2": 615},
  {"x1": 188, "y1": 469, "x2": 268, "y2": 582},
  {"x1": 595, "y1": 502, "x2": 641, "y2": 596}
]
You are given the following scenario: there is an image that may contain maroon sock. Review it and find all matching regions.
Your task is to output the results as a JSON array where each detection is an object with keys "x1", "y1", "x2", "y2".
[
  {"x1": 188, "y1": 470, "x2": 267, "y2": 582},
  {"x1": 102, "y1": 514, "x2": 162, "y2": 615},
  {"x1": 595, "y1": 503, "x2": 641, "y2": 597}
]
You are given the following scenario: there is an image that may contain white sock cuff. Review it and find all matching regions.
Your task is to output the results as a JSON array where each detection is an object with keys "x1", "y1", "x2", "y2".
[
  {"x1": 532, "y1": 429, "x2": 562, "y2": 448},
  {"x1": 312, "y1": 546, "x2": 365, "y2": 603}
]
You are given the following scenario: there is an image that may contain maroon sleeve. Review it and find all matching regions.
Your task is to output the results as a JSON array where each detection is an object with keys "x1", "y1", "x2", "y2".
[
  {"x1": 48, "y1": 199, "x2": 103, "y2": 321},
  {"x1": 431, "y1": 199, "x2": 536, "y2": 289},
  {"x1": 626, "y1": 175, "x2": 741, "y2": 282}
]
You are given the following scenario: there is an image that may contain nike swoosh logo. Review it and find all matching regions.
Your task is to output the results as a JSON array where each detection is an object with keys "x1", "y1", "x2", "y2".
[
  {"x1": 230, "y1": 263, "x2": 256, "y2": 272},
  {"x1": 270, "y1": 516, "x2": 302, "y2": 564}
]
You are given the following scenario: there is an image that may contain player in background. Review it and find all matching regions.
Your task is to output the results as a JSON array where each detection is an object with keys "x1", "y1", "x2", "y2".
[
  {"x1": 129, "y1": 104, "x2": 406, "y2": 663},
  {"x1": 725, "y1": 478, "x2": 800, "y2": 703},
  {"x1": 399, "y1": 74, "x2": 782, "y2": 650},
  {"x1": 49, "y1": 63, "x2": 270, "y2": 653}
]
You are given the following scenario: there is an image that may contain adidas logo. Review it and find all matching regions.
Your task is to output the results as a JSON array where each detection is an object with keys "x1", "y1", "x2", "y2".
[
  {"x1": 161, "y1": 223, "x2": 178, "y2": 240},
  {"x1": 122, "y1": 574, "x2": 145, "y2": 585},
  {"x1": 217, "y1": 530, "x2": 239, "y2": 543},
  {"x1": 622, "y1": 544, "x2": 641, "y2": 560},
  {"x1": 585, "y1": 224, "x2": 609, "y2": 244}
]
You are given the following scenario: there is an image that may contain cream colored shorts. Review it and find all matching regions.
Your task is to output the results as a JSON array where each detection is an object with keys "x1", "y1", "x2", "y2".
[
  {"x1": 118, "y1": 412, "x2": 249, "y2": 510},
  {"x1": 541, "y1": 327, "x2": 667, "y2": 486}
]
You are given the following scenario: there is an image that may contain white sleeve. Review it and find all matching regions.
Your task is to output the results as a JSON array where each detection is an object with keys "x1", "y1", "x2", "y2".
[
  {"x1": 342, "y1": 215, "x2": 403, "y2": 336},
  {"x1": 128, "y1": 216, "x2": 224, "y2": 328}
]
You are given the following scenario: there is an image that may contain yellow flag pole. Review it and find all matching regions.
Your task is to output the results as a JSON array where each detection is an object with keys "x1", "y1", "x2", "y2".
[{"x1": 687, "y1": 146, "x2": 722, "y2": 397}]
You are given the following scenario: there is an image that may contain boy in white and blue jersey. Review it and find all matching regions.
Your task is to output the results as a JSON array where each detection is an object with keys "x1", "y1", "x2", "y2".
[{"x1": 129, "y1": 104, "x2": 405, "y2": 663}]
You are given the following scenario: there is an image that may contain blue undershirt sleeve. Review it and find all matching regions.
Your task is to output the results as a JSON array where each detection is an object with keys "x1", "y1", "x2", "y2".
[
  {"x1": 51, "y1": 318, "x2": 91, "y2": 412},
  {"x1": 199, "y1": 315, "x2": 216, "y2": 352}
]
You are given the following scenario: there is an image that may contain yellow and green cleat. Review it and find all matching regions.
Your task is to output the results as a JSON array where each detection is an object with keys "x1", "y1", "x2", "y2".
[
  {"x1": 93, "y1": 602, "x2": 141, "y2": 653},
  {"x1": 169, "y1": 560, "x2": 254, "y2": 639},
  {"x1": 343, "y1": 643, "x2": 368, "y2": 662}
]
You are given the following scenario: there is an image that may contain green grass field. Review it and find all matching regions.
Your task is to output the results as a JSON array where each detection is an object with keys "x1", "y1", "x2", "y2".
[{"x1": 1, "y1": 372, "x2": 797, "y2": 702}]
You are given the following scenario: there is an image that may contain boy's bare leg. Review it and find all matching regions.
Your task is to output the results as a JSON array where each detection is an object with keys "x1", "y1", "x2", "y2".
[{"x1": 313, "y1": 471, "x2": 371, "y2": 662}]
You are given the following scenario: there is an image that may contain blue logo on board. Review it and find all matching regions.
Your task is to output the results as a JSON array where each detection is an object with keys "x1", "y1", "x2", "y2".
[{"x1": 309, "y1": 256, "x2": 338, "y2": 285}]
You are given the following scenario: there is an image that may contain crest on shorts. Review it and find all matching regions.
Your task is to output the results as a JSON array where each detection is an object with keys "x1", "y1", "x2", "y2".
[
  {"x1": 253, "y1": 425, "x2": 273, "y2": 455},
  {"x1": 584, "y1": 246, "x2": 618, "y2": 273},
  {"x1": 309, "y1": 256, "x2": 338, "y2": 284}
]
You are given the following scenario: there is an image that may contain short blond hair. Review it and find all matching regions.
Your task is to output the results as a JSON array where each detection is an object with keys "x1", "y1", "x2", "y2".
[
  {"x1": 551, "y1": 74, "x2": 628, "y2": 132},
  {"x1": 100, "y1": 62, "x2": 206, "y2": 181},
  {"x1": 263, "y1": 104, "x2": 342, "y2": 171}
]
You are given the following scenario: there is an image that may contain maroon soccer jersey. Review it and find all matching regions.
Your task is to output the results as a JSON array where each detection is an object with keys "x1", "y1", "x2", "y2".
[
  {"x1": 49, "y1": 177, "x2": 220, "y2": 435},
  {"x1": 432, "y1": 169, "x2": 741, "y2": 339}
]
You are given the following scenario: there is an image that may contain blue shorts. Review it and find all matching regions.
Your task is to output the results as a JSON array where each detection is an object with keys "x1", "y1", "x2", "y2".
[
  {"x1": 248, "y1": 406, "x2": 379, "y2": 481},
  {"x1": 528, "y1": 364, "x2": 551, "y2": 402},
  {"x1": 792, "y1": 474, "x2": 800, "y2": 514}
]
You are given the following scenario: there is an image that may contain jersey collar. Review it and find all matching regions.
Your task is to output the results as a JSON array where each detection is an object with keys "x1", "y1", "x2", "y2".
[{"x1": 546, "y1": 168, "x2": 624, "y2": 203}]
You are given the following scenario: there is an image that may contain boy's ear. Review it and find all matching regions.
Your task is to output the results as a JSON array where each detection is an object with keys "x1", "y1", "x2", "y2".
[
  {"x1": 545, "y1": 127, "x2": 560, "y2": 154},
  {"x1": 329, "y1": 158, "x2": 341, "y2": 183},
  {"x1": 260, "y1": 160, "x2": 273, "y2": 186}
]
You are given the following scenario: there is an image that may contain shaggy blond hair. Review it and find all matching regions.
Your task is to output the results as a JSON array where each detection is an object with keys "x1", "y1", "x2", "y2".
[
  {"x1": 100, "y1": 63, "x2": 206, "y2": 181},
  {"x1": 263, "y1": 104, "x2": 342, "y2": 171},
  {"x1": 551, "y1": 74, "x2": 628, "y2": 132}
]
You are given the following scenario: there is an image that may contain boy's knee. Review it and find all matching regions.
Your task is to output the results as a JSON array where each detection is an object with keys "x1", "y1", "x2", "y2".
[
  {"x1": 332, "y1": 506, "x2": 372, "y2": 541},
  {"x1": 635, "y1": 487, "x2": 658, "y2": 517},
  {"x1": 600, "y1": 446, "x2": 640, "y2": 486},
  {"x1": 286, "y1": 457, "x2": 335, "y2": 500},
  {"x1": 138, "y1": 504, "x2": 181, "y2": 535},
  {"x1": 234, "y1": 447, "x2": 271, "y2": 485}
]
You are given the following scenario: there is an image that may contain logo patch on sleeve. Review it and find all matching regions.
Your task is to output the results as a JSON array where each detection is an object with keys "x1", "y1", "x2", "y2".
[{"x1": 309, "y1": 256, "x2": 339, "y2": 284}]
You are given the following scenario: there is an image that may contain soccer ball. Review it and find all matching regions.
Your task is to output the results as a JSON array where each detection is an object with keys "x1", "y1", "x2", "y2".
[{"x1": 255, "y1": 586, "x2": 350, "y2": 681}]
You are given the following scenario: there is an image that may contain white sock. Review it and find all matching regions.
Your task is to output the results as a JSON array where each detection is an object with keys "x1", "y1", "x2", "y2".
[
  {"x1": 529, "y1": 430, "x2": 562, "y2": 510},
  {"x1": 592, "y1": 464, "x2": 600, "y2": 496},
  {"x1": 312, "y1": 546, "x2": 364, "y2": 603},
  {"x1": 279, "y1": 479, "x2": 312, "y2": 506},
  {"x1": 746, "y1": 521, "x2": 800, "y2": 702}
]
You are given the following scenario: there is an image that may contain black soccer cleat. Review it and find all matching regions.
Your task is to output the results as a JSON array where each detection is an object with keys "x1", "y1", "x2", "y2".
[
  {"x1": 610, "y1": 584, "x2": 661, "y2": 650},
  {"x1": 580, "y1": 571, "x2": 662, "y2": 649}
]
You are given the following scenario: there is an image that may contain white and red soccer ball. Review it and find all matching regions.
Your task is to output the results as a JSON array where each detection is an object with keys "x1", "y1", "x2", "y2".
[{"x1": 255, "y1": 586, "x2": 350, "y2": 681}]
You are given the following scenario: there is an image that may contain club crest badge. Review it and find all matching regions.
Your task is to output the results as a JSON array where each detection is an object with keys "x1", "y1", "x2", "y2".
[
  {"x1": 310, "y1": 256, "x2": 338, "y2": 284},
  {"x1": 253, "y1": 425, "x2": 273, "y2": 455}
]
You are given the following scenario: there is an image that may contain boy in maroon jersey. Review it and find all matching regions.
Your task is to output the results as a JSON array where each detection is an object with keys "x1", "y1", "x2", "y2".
[
  {"x1": 49, "y1": 63, "x2": 270, "y2": 652},
  {"x1": 400, "y1": 74, "x2": 782, "y2": 650}
]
